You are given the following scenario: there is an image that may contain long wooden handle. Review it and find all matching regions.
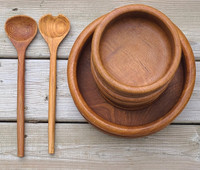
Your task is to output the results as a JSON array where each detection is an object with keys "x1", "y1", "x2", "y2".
[
  {"x1": 48, "y1": 47, "x2": 57, "y2": 154},
  {"x1": 17, "y1": 51, "x2": 25, "y2": 157}
]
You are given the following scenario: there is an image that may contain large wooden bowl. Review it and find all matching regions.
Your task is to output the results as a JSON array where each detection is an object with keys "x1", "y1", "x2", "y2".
[
  {"x1": 67, "y1": 15, "x2": 195, "y2": 137},
  {"x1": 91, "y1": 5, "x2": 182, "y2": 110}
]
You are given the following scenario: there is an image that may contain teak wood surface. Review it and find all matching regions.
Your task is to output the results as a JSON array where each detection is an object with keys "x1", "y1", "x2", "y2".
[
  {"x1": 5, "y1": 15, "x2": 37, "y2": 157},
  {"x1": 68, "y1": 15, "x2": 195, "y2": 137},
  {"x1": 39, "y1": 14, "x2": 70, "y2": 154},
  {"x1": 0, "y1": 0, "x2": 200, "y2": 169},
  {"x1": 91, "y1": 5, "x2": 182, "y2": 110}
]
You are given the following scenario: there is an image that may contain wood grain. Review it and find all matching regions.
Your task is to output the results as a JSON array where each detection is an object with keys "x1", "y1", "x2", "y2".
[
  {"x1": 91, "y1": 5, "x2": 182, "y2": 109},
  {"x1": 0, "y1": 59, "x2": 199, "y2": 123},
  {"x1": 39, "y1": 14, "x2": 70, "y2": 154},
  {"x1": 0, "y1": 123, "x2": 200, "y2": 169},
  {"x1": 0, "y1": 0, "x2": 199, "y2": 168},
  {"x1": 68, "y1": 15, "x2": 195, "y2": 137},
  {"x1": 0, "y1": 0, "x2": 199, "y2": 59},
  {"x1": 5, "y1": 15, "x2": 37, "y2": 157}
]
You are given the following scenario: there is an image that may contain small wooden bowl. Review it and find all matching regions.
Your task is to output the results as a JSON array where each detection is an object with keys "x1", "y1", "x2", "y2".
[
  {"x1": 67, "y1": 15, "x2": 195, "y2": 137},
  {"x1": 91, "y1": 5, "x2": 182, "y2": 110}
]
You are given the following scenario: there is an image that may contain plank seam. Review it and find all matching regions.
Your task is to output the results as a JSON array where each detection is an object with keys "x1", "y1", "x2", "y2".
[{"x1": 0, "y1": 120, "x2": 199, "y2": 125}]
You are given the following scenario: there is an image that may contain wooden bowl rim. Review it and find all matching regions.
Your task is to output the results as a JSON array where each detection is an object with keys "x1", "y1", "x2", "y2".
[
  {"x1": 91, "y1": 4, "x2": 182, "y2": 94},
  {"x1": 67, "y1": 15, "x2": 195, "y2": 137}
]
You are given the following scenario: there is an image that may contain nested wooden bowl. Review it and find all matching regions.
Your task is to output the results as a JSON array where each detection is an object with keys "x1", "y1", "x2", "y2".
[
  {"x1": 91, "y1": 5, "x2": 182, "y2": 110},
  {"x1": 67, "y1": 15, "x2": 195, "y2": 137}
]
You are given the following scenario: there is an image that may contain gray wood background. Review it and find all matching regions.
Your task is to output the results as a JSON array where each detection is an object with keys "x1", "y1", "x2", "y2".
[{"x1": 0, "y1": 0, "x2": 199, "y2": 169}]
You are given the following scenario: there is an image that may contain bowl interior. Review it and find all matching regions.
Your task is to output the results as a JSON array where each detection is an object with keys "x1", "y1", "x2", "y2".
[
  {"x1": 99, "y1": 12, "x2": 175, "y2": 87},
  {"x1": 77, "y1": 35, "x2": 184, "y2": 126}
]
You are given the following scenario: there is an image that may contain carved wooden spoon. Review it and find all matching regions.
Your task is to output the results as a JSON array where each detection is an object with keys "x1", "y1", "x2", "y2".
[
  {"x1": 5, "y1": 15, "x2": 37, "y2": 157},
  {"x1": 39, "y1": 14, "x2": 70, "y2": 154}
]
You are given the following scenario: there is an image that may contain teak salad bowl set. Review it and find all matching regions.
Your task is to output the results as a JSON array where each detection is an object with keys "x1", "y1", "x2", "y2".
[{"x1": 4, "y1": 4, "x2": 196, "y2": 157}]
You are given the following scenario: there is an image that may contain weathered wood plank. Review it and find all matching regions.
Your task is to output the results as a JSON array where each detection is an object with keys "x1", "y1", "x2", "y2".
[
  {"x1": 0, "y1": 0, "x2": 199, "y2": 59},
  {"x1": 0, "y1": 123, "x2": 200, "y2": 169},
  {"x1": 0, "y1": 59, "x2": 199, "y2": 123}
]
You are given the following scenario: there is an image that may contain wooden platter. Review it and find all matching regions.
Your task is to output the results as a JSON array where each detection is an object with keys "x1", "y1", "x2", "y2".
[{"x1": 67, "y1": 16, "x2": 195, "y2": 137}]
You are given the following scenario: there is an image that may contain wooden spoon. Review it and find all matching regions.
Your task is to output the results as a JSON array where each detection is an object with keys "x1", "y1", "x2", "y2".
[
  {"x1": 39, "y1": 14, "x2": 70, "y2": 154},
  {"x1": 5, "y1": 15, "x2": 37, "y2": 157}
]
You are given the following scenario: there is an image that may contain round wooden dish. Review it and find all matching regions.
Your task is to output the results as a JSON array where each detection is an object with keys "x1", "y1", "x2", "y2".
[
  {"x1": 91, "y1": 5, "x2": 182, "y2": 110},
  {"x1": 67, "y1": 16, "x2": 195, "y2": 137}
]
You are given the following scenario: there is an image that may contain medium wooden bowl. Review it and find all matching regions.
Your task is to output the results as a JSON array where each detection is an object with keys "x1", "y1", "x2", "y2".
[
  {"x1": 67, "y1": 16, "x2": 195, "y2": 137},
  {"x1": 91, "y1": 5, "x2": 182, "y2": 110}
]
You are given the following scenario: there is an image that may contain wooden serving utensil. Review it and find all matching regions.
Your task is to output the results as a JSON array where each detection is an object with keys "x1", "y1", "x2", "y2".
[
  {"x1": 5, "y1": 15, "x2": 37, "y2": 157},
  {"x1": 39, "y1": 14, "x2": 70, "y2": 154}
]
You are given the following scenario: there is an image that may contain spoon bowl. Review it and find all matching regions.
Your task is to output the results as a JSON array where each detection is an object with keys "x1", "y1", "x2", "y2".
[
  {"x1": 5, "y1": 15, "x2": 37, "y2": 44},
  {"x1": 5, "y1": 15, "x2": 37, "y2": 157},
  {"x1": 39, "y1": 14, "x2": 70, "y2": 41}
]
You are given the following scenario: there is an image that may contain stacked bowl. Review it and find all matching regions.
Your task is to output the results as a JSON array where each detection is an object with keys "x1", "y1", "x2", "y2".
[
  {"x1": 68, "y1": 4, "x2": 195, "y2": 137},
  {"x1": 91, "y1": 5, "x2": 182, "y2": 110}
]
